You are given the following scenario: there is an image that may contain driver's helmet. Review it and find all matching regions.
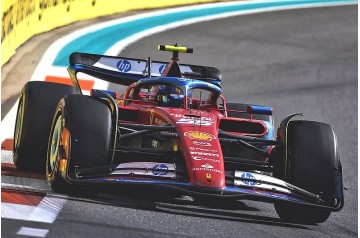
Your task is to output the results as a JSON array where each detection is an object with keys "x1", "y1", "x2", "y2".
[{"x1": 157, "y1": 85, "x2": 183, "y2": 107}]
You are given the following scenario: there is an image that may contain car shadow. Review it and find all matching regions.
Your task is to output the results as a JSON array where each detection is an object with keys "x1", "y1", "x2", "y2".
[{"x1": 61, "y1": 186, "x2": 310, "y2": 230}]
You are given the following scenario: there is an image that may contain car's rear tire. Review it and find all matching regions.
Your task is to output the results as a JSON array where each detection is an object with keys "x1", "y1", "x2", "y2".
[
  {"x1": 47, "y1": 95, "x2": 113, "y2": 195},
  {"x1": 274, "y1": 120, "x2": 340, "y2": 224},
  {"x1": 13, "y1": 82, "x2": 79, "y2": 173}
]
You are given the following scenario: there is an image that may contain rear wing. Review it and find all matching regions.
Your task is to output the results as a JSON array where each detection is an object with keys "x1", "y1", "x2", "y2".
[{"x1": 67, "y1": 52, "x2": 222, "y2": 89}]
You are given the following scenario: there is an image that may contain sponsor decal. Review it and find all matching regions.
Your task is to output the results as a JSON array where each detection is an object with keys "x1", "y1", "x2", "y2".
[
  {"x1": 171, "y1": 114, "x2": 214, "y2": 126},
  {"x1": 171, "y1": 114, "x2": 211, "y2": 119},
  {"x1": 159, "y1": 64, "x2": 167, "y2": 74},
  {"x1": 140, "y1": 77, "x2": 160, "y2": 82},
  {"x1": 192, "y1": 167, "x2": 222, "y2": 173},
  {"x1": 201, "y1": 163, "x2": 214, "y2": 169},
  {"x1": 152, "y1": 164, "x2": 169, "y2": 176},
  {"x1": 177, "y1": 78, "x2": 192, "y2": 81},
  {"x1": 176, "y1": 118, "x2": 213, "y2": 126},
  {"x1": 193, "y1": 141, "x2": 212, "y2": 147},
  {"x1": 240, "y1": 172, "x2": 256, "y2": 186},
  {"x1": 112, "y1": 162, "x2": 176, "y2": 179},
  {"x1": 117, "y1": 59, "x2": 131, "y2": 72},
  {"x1": 170, "y1": 114, "x2": 183, "y2": 117},
  {"x1": 192, "y1": 156, "x2": 220, "y2": 163},
  {"x1": 184, "y1": 131, "x2": 216, "y2": 141},
  {"x1": 235, "y1": 171, "x2": 288, "y2": 188},
  {"x1": 189, "y1": 147, "x2": 217, "y2": 153},
  {"x1": 190, "y1": 151, "x2": 219, "y2": 157}
]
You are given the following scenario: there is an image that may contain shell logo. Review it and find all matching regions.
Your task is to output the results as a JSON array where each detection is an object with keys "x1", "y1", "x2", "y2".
[{"x1": 184, "y1": 131, "x2": 216, "y2": 141}]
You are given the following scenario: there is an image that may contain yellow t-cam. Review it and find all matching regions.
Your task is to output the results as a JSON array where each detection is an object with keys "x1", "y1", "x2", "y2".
[{"x1": 158, "y1": 44, "x2": 193, "y2": 53}]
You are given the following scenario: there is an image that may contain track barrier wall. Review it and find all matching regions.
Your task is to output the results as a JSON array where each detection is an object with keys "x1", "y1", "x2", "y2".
[{"x1": 1, "y1": 0, "x2": 219, "y2": 66}]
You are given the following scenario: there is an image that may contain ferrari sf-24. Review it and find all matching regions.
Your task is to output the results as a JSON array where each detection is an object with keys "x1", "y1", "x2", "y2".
[{"x1": 13, "y1": 44, "x2": 344, "y2": 224}]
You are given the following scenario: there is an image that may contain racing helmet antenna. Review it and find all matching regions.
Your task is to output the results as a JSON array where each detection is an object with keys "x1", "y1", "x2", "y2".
[{"x1": 158, "y1": 43, "x2": 193, "y2": 61}]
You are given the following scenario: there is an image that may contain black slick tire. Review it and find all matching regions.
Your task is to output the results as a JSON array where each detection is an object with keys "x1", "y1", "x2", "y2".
[
  {"x1": 274, "y1": 120, "x2": 340, "y2": 224},
  {"x1": 13, "y1": 82, "x2": 79, "y2": 173},
  {"x1": 47, "y1": 95, "x2": 112, "y2": 195}
]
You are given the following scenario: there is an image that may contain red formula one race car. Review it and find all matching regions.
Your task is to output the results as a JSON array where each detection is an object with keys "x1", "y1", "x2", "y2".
[{"x1": 13, "y1": 44, "x2": 344, "y2": 224}]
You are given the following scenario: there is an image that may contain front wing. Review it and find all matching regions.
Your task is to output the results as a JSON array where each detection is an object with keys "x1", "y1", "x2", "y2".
[{"x1": 64, "y1": 162, "x2": 343, "y2": 212}]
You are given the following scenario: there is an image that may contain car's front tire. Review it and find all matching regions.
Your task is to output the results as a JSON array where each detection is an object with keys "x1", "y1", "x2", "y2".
[
  {"x1": 47, "y1": 95, "x2": 113, "y2": 195},
  {"x1": 274, "y1": 120, "x2": 342, "y2": 224}
]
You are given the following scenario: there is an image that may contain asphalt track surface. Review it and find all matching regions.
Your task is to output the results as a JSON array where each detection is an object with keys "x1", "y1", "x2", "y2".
[{"x1": 2, "y1": 5, "x2": 357, "y2": 238}]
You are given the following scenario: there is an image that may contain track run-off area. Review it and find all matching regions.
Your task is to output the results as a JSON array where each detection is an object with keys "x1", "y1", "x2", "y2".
[{"x1": 1, "y1": 0, "x2": 357, "y2": 237}]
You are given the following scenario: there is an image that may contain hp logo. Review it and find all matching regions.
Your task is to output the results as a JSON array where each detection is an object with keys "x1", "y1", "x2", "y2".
[
  {"x1": 240, "y1": 172, "x2": 256, "y2": 186},
  {"x1": 117, "y1": 59, "x2": 131, "y2": 72},
  {"x1": 152, "y1": 164, "x2": 168, "y2": 176},
  {"x1": 159, "y1": 64, "x2": 166, "y2": 74}
]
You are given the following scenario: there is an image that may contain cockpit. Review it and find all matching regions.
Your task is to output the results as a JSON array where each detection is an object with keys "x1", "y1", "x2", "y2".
[{"x1": 124, "y1": 77, "x2": 225, "y2": 111}]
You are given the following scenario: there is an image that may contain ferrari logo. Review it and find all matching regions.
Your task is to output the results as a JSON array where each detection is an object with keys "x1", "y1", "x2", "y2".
[
  {"x1": 184, "y1": 131, "x2": 216, "y2": 141},
  {"x1": 206, "y1": 173, "x2": 212, "y2": 179}
]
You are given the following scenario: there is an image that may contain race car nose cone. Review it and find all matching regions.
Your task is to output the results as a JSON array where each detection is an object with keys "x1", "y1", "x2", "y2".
[{"x1": 174, "y1": 121, "x2": 225, "y2": 189}]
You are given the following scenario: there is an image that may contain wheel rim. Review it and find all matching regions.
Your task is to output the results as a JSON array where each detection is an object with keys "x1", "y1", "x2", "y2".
[
  {"x1": 13, "y1": 98, "x2": 24, "y2": 156},
  {"x1": 49, "y1": 115, "x2": 62, "y2": 174}
]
